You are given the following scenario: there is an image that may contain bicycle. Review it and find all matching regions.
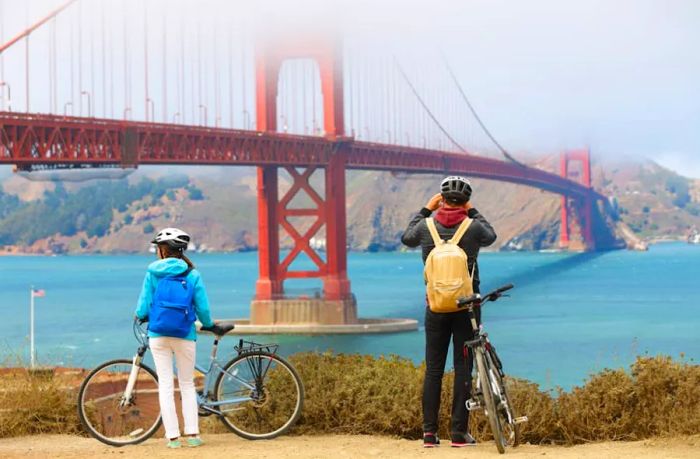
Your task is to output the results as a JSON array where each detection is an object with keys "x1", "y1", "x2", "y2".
[
  {"x1": 458, "y1": 283, "x2": 528, "y2": 454},
  {"x1": 77, "y1": 319, "x2": 304, "y2": 446}
]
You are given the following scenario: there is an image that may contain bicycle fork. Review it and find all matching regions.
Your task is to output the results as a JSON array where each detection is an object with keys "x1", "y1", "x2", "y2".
[{"x1": 120, "y1": 353, "x2": 143, "y2": 409}]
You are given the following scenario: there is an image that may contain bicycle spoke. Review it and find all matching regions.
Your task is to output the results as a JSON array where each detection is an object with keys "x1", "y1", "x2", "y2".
[
  {"x1": 78, "y1": 360, "x2": 161, "y2": 446},
  {"x1": 215, "y1": 352, "x2": 303, "y2": 439}
]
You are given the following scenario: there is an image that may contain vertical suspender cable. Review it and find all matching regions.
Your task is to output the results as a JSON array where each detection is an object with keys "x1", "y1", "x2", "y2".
[
  {"x1": 228, "y1": 27, "x2": 233, "y2": 128},
  {"x1": 53, "y1": 17, "x2": 57, "y2": 113},
  {"x1": 122, "y1": 0, "x2": 128, "y2": 119},
  {"x1": 101, "y1": 4, "x2": 106, "y2": 117},
  {"x1": 240, "y1": 29, "x2": 247, "y2": 129},
  {"x1": 143, "y1": 1, "x2": 149, "y2": 121},
  {"x1": 78, "y1": 1, "x2": 83, "y2": 114},
  {"x1": 0, "y1": 0, "x2": 3, "y2": 96},
  {"x1": 197, "y1": 22, "x2": 202, "y2": 124},
  {"x1": 213, "y1": 22, "x2": 218, "y2": 126},
  {"x1": 24, "y1": 3, "x2": 29, "y2": 113},
  {"x1": 109, "y1": 5, "x2": 114, "y2": 119},
  {"x1": 302, "y1": 60, "x2": 308, "y2": 134},
  {"x1": 178, "y1": 11, "x2": 187, "y2": 124},
  {"x1": 162, "y1": 10, "x2": 167, "y2": 122},
  {"x1": 48, "y1": 18, "x2": 53, "y2": 113},
  {"x1": 90, "y1": 3, "x2": 95, "y2": 117}
]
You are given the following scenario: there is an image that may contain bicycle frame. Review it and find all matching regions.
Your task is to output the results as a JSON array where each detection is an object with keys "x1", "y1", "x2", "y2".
[
  {"x1": 122, "y1": 322, "x2": 261, "y2": 414},
  {"x1": 194, "y1": 334, "x2": 258, "y2": 413}
]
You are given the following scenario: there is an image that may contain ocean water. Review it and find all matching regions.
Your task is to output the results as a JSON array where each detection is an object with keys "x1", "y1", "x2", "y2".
[{"x1": 1, "y1": 243, "x2": 698, "y2": 390}]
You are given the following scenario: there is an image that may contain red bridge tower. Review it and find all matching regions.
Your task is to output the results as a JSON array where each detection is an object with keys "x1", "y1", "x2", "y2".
[
  {"x1": 250, "y1": 34, "x2": 356, "y2": 325},
  {"x1": 560, "y1": 149, "x2": 595, "y2": 250}
]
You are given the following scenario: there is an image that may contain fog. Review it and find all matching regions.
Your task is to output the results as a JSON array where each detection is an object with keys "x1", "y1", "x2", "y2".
[{"x1": 1, "y1": 0, "x2": 698, "y2": 176}]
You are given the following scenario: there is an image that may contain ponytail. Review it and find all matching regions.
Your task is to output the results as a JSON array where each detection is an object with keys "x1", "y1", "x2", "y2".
[
  {"x1": 181, "y1": 253, "x2": 195, "y2": 270},
  {"x1": 158, "y1": 244, "x2": 196, "y2": 270}
]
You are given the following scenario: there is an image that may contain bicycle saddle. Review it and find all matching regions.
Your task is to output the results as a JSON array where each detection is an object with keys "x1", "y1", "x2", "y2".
[{"x1": 201, "y1": 323, "x2": 235, "y2": 336}]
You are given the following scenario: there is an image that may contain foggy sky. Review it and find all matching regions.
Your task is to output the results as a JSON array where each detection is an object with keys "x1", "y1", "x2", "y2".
[{"x1": 1, "y1": 0, "x2": 699, "y2": 177}]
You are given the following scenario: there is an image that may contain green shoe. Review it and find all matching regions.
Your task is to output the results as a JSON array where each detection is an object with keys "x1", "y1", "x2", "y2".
[
  {"x1": 166, "y1": 439, "x2": 181, "y2": 449},
  {"x1": 186, "y1": 437, "x2": 204, "y2": 447}
]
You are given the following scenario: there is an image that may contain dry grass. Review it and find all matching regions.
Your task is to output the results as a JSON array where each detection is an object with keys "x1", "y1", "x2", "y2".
[
  {"x1": 0, "y1": 368, "x2": 81, "y2": 438},
  {"x1": 0, "y1": 354, "x2": 698, "y2": 445}
]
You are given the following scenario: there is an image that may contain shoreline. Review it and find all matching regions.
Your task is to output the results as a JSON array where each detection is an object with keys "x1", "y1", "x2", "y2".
[{"x1": 1, "y1": 239, "x2": 693, "y2": 257}]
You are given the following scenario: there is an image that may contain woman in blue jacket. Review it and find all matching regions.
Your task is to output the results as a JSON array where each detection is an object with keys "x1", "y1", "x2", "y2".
[{"x1": 135, "y1": 227, "x2": 214, "y2": 448}]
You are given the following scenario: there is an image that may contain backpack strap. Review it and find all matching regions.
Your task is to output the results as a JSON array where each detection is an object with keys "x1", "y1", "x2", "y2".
[
  {"x1": 426, "y1": 218, "x2": 443, "y2": 246},
  {"x1": 448, "y1": 218, "x2": 473, "y2": 244}
]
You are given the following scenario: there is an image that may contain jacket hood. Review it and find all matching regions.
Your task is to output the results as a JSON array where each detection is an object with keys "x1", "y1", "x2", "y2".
[
  {"x1": 435, "y1": 207, "x2": 468, "y2": 228},
  {"x1": 147, "y1": 258, "x2": 189, "y2": 277}
]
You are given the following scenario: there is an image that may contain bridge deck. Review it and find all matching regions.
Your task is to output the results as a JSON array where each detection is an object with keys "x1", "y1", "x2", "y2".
[{"x1": 0, "y1": 112, "x2": 601, "y2": 200}]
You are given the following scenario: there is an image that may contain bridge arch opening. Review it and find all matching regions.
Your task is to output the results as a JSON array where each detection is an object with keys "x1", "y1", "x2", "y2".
[{"x1": 276, "y1": 59, "x2": 324, "y2": 136}]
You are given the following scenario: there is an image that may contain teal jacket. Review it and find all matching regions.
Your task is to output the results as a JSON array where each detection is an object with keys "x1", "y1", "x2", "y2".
[{"x1": 135, "y1": 258, "x2": 214, "y2": 341}]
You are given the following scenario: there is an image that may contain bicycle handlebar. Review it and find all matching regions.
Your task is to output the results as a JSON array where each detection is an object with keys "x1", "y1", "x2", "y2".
[{"x1": 457, "y1": 283, "x2": 514, "y2": 308}]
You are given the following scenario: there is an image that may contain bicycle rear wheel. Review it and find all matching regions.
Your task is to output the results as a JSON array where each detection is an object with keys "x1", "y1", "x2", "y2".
[
  {"x1": 215, "y1": 351, "x2": 304, "y2": 440},
  {"x1": 77, "y1": 359, "x2": 161, "y2": 446},
  {"x1": 485, "y1": 350, "x2": 521, "y2": 448},
  {"x1": 475, "y1": 349, "x2": 505, "y2": 454}
]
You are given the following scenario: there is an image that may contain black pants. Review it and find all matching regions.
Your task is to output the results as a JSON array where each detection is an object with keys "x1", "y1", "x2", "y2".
[{"x1": 422, "y1": 307, "x2": 477, "y2": 436}]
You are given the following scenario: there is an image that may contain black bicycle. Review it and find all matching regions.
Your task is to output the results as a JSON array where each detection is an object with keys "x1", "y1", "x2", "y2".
[{"x1": 458, "y1": 284, "x2": 528, "y2": 454}]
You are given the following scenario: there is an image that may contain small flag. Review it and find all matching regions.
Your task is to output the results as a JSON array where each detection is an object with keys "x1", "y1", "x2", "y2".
[{"x1": 32, "y1": 289, "x2": 45, "y2": 298}]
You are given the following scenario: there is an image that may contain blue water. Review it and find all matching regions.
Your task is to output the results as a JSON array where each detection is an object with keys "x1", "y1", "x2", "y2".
[{"x1": 1, "y1": 243, "x2": 699, "y2": 390}]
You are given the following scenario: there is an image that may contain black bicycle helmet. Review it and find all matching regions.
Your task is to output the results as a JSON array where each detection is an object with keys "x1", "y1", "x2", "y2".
[
  {"x1": 440, "y1": 176, "x2": 472, "y2": 202},
  {"x1": 151, "y1": 227, "x2": 190, "y2": 250}
]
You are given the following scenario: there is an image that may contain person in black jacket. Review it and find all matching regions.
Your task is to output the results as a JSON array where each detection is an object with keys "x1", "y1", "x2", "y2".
[{"x1": 401, "y1": 176, "x2": 497, "y2": 448}]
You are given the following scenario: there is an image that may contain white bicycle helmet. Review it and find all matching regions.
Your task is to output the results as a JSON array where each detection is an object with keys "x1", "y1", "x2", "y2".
[
  {"x1": 440, "y1": 176, "x2": 472, "y2": 202},
  {"x1": 151, "y1": 227, "x2": 190, "y2": 250}
]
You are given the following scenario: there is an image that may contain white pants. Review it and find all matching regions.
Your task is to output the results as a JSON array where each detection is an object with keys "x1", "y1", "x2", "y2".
[{"x1": 150, "y1": 337, "x2": 199, "y2": 439}]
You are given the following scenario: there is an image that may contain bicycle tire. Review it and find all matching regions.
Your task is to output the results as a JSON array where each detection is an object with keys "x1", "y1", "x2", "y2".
[
  {"x1": 475, "y1": 349, "x2": 505, "y2": 454},
  {"x1": 214, "y1": 351, "x2": 304, "y2": 440},
  {"x1": 77, "y1": 359, "x2": 162, "y2": 447},
  {"x1": 485, "y1": 349, "x2": 521, "y2": 448}
]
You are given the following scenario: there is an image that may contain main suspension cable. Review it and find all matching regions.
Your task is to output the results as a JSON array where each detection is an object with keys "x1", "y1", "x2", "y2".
[
  {"x1": 393, "y1": 56, "x2": 468, "y2": 154},
  {"x1": 441, "y1": 55, "x2": 526, "y2": 167}
]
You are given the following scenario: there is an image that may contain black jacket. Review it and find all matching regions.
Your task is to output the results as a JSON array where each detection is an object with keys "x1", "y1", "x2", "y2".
[{"x1": 401, "y1": 207, "x2": 497, "y2": 293}]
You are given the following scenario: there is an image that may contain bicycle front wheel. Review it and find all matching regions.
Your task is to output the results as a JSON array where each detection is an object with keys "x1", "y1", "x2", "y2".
[
  {"x1": 475, "y1": 349, "x2": 505, "y2": 454},
  {"x1": 215, "y1": 351, "x2": 304, "y2": 440},
  {"x1": 77, "y1": 359, "x2": 162, "y2": 446}
]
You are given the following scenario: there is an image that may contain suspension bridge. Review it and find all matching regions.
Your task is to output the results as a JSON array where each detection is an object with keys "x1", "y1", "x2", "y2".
[{"x1": 0, "y1": 0, "x2": 615, "y2": 329}]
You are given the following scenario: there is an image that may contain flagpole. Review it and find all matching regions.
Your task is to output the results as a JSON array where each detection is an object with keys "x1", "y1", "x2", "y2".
[{"x1": 30, "y1": 285, "x2": 35, "y2": 369}]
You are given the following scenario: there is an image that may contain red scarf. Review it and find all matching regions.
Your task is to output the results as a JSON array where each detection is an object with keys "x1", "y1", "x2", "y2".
[{"x1": 434, "y1": 207, "x2": 468, "y2": 228}]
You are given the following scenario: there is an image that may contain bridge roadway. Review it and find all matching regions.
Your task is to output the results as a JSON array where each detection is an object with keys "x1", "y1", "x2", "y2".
[{"x1": 0, "y1": 112, "x2": 601, "y2": 201}]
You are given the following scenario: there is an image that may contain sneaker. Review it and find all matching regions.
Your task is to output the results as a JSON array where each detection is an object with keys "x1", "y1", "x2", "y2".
[
  {"x1": 185, "y1": 437, "x2": 204, "y2": 447},
  {"x1": 166, "y1": 439, "x2": 181, "y2": 449},
  {"x1": 450, "y1": 433, "x2": 477, "y2": 447},
  {"x1": 423, "y1": 432, "x2": 440, "y2": 448}
]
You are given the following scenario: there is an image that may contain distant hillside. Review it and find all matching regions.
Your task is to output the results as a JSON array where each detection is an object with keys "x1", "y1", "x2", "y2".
[{"x1": 0, "y1": 156, "x2": 697, "y2": 255}]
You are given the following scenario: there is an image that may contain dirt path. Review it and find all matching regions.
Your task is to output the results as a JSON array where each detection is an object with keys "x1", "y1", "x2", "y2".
[{"x1": 0, "y1": 434, "x2": 698, "y2": 459}]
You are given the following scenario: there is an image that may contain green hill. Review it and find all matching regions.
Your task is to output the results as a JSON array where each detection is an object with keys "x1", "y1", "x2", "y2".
[{"x1": 0, "y1": 157, "x2": 697, "y2": 255}]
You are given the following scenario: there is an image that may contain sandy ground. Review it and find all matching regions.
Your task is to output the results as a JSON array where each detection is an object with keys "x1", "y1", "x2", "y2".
[{"x1": 0, "y1": 434, "x2": 698, "y2": 459}]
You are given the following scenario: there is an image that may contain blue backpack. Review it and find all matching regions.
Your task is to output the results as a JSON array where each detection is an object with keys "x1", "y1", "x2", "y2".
[{"x1": 149, "y1": 268, "x2": 196, "y2": 338}]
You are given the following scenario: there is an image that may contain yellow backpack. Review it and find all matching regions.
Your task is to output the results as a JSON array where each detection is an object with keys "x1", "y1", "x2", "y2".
[{"x1": 424, "y1": 217, "x2": 474, "y2": 313}]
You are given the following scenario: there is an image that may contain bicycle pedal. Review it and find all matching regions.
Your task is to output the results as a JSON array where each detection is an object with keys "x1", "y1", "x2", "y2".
[{"x1": 514, "y1": 416, "x2": 528, "y2": 424}]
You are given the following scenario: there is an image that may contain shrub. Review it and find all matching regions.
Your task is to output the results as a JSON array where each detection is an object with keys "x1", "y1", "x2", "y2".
[{"x1": 0, "y1": 354, "x2": 697, "y2": 444}]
